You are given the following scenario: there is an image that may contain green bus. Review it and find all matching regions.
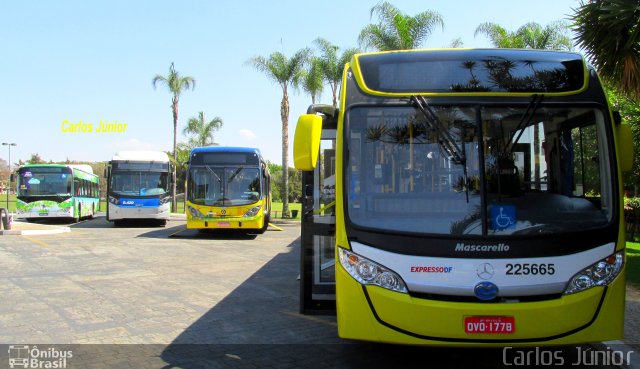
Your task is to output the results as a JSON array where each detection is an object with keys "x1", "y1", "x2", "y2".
[{"x1": 15, "y1": 164, "x2": 100, "y2": 222}]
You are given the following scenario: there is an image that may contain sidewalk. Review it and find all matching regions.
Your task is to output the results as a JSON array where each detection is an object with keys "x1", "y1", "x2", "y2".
[{"x1": 0, "y1": 218, "x2": 70, "y2": 236}]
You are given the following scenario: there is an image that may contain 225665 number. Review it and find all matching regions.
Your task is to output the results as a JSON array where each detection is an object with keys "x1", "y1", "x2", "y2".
[{"x1": 505, "y1": 263, "x2": 555, "y2": 275}]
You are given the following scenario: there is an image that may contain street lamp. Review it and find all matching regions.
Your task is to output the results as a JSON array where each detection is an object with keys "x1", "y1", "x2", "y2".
[{"x1": 2, "y1": 143, "x2": 17, "y2": 211}]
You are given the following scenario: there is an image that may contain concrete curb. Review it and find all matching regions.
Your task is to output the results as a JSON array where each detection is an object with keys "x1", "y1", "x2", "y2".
[{"x1": 1, "y1": 227, "x2": 71, "y2": 236}]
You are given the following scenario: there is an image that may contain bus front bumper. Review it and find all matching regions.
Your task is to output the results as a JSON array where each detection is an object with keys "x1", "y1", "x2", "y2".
[
  {"x1": 108, "y1": 203, "x2": 170, "y2": 220},
  {"x1": 186, "y1": 215, "x2": 264, "y2": 230},
  {"x1": 336, "y1": 265, "x2": 625, "y2": 346}
]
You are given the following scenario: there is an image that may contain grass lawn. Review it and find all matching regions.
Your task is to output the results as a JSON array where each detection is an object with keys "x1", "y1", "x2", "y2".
[
  {"x1": 627, "y1": 241, "x2": 640, "y2": 288},
  {"x1": 270, "y1": 202, "x2": 302, "y2": 220},
  {"x1": 0, "y1": 194, "x2": 16, "y2": 212}
]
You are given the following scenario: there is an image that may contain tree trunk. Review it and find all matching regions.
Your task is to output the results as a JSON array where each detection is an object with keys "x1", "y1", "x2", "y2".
[
  {"x1": 281, "y1": 87, "x2": 290, "y2": 218},
  {"x1": 172, "y1": 96, "x2": 179, "y2": 213}
]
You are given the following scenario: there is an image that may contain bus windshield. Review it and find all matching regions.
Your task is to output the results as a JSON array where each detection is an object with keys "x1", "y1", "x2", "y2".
[
  {"x1": 110, "y1": 171, "x2": 169, "y2": 196},
  {"x1": 188, "y1": 166, "x2": 261, "y2": 206},
  {"x1": 17, "y1": 167, "x2": 73, "y2": 196},
  {"x1": 346, "y1": 104, "x2": 613, "y2": 236}
]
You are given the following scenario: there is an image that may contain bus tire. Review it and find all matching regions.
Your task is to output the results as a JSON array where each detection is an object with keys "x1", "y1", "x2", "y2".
[
  {"x1": 158, "y1": 219, "x2": 167, "y2": 227},
  {"x1": 89, "y1": 204, "x2": 95, "y2": 219},
  {"x1": 113, "y1": 220, "x2": 122, "y2": 227},
  {"x1": 74, "y1": 205, "x2": 81, "y2": 223},
  {"x1": 258, "y1": 216, "x2": 270, "y2": 234}
]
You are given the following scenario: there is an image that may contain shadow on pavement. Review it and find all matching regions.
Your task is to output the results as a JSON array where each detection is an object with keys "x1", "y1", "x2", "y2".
[{"x1": 157, "y1": 238, "x2": 606, "y2": 369}]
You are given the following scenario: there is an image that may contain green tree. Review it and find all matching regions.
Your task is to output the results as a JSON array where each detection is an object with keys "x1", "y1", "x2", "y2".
[
  {"x1": 302, "y1": 57, "x2": 324, "y2": 104},
  {"x1": 183, "y1": 111, "x2": 223, "y2": 147},
  {"x1": 314, "y1": 38, "x2": 360, "y2": 108},
  {"x1": 474, "y1": 21, "x2": 573, "y2": 50},
  {"x1": 267, "y1": 162, "x2": 302, "y2": 203},
  {"x1": 28, "y1": 153, "x2": 46, "y2": 164},
  {"x1": 152, "y1": 62, "x2": 196, "y2": 212},
  {"x1": 358, "y1": 1, "x2": 444, "y2": 51},
  {"x1": 449, "y1": 38, "x2": 464, "y2": 48},
  {"x1": 572, "y1": 0, "x2": 640, "y2": 98},
  {"x1": 247, "y1": 49, "x2": 309, "y2": 218},
  {"x1": 606, "y1": 83, "x2": 640, "y2": 190},
  {"x1": 166, "y1": 143, "x2": 192, "y2": 206}
]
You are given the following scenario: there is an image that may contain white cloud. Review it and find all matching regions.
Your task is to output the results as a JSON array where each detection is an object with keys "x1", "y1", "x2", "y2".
[{"x1": 238, "y1": 129, "x2": 257, "y2": 141}]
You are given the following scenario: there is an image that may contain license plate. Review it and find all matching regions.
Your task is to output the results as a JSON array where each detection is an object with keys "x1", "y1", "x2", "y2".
[
  {"x1": 464, "y1": 316, "x2": 515, "y2": 334},
  {"x1": 38, "y1": 212, "x2": 48, "y2": 216},
  {"x1": 217, "y1": 222, "x2": 230, "y2": 227}
]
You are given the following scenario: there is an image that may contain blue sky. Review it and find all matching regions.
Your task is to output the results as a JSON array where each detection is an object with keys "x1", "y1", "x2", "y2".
[{"x1": 1, "y1": 0, "x2": 581, "y2": 167}]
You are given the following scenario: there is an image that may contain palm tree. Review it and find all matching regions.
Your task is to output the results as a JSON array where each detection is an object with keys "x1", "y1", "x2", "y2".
[
  {"x1": 474, "y1": 21, "x2": 573, "y2": 50},
  {"x1": 302, "y1": 57, "x2": 324, "y2": 104},
  {"x1": 152, "y1": 62, "x2": 195, "y2": 212},
  {"x1": 358, "y1": 1, "x2": 444, "y2": 51},
  {"x1": 247, "y1": 49, "x2": 309, "y2": 218},
  {"x1": 314, "y1": 38, "x2": 359, "y2": 108},
  {"x1": 572, "y1": 0, "x2": 640, "y2": 97},
  {"x1": 183, "y1": 111, "x2": 223, "y2": 147}
]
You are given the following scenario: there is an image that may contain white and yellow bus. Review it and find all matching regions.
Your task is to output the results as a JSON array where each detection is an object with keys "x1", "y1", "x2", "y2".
[
  {"x1": 294, "y1": 49, "x2": 633, "y2": 345},
  {"x1": 185, "y1": 146, "x2": 271, "y2": 233}
]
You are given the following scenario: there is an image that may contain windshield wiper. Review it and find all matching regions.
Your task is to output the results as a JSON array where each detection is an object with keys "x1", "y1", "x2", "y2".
[
  {"x1": 505, "y1": 94, "x2": 544, "y2": 154},
  {"x1": 410, "y1": 95, "x2": 466, "y2": 165},
  {"x1": 228, "y1": 167, "x2": 243, "y2": 183}
]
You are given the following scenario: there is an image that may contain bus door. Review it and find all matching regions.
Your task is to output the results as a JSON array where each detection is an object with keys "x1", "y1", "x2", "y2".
[{"x1": 300, "y1": 126, "x2": 336, "y2": 314}]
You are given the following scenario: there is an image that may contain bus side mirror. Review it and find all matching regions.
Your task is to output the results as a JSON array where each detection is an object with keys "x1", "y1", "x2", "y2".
[
  {"x1": 294, "y1": 114, "x2": 322, "y2": 171},
  {"x1": 616, "y1": 123, "x2": 634, "y2": 172}
]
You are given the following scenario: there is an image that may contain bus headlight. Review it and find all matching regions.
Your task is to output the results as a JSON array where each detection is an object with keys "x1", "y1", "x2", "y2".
[
  {"x1": 243, "y1": 205, "x2": 262, "y2": 217},
  {"x1": 187, "y1": 206, "x2": 204, "y2": 218},
  {"x1": 338, "y1": 248, "x2": 408, "y2": 293},
  {"x1": 564, "y1": 252, "x2": 624, "y2": 295},
  {"x1": 160, "y1": 196, "x2": 170, "y2": 205},
  {"x1": 108, "y1": 196, "x2": 118, "y2": 205}
]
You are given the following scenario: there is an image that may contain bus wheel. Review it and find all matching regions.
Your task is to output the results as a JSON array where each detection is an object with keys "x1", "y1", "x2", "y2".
[
  {"x1": 74, "y1": 205, "x2": 81, "y2": 223},
  {"x1": 113, "y1": 220, "x2": 122, "y2": 227},
  {"x1": 158, "y1": 219, "x2": 167, "y2": 227},
  {"x1": 258, "y1": 216, "x2": 270, "y2": 234},
  {"x1": 89, "y1": 204, "x2": 95, "y2": 219}
]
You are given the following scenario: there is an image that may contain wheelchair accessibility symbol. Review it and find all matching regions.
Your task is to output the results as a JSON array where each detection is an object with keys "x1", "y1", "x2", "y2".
[{"x1": 491, "y1": 205, "x2": 516, "y2": 230}]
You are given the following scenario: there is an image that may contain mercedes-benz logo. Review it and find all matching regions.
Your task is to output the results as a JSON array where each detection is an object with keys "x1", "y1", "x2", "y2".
[
  {"x1": 476, "y1": 263, "x2": 495, "y2": 280},
  {"x1": 474, "y1": 281, "x2": 499, "y2": 301},
  {"x1": 221, "y1": 209, "x2": 226, "y2": 215}
]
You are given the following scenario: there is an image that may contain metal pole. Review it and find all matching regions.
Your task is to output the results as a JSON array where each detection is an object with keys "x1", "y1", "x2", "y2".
[
  {"x1": 6, "y1": 145, "x2": 9, "y2": 210},
  {"x1": 2, "y1": 143, "x2": 17, "y2": 211}
]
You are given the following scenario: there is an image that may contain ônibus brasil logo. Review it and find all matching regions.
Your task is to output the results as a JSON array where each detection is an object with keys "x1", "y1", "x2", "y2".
[
  {"x1": 455, "y1": 243, "x2": 510, "y2": 252},
  {"x1": 7, "y1": 345, "x2": 72, "y2": 369}
]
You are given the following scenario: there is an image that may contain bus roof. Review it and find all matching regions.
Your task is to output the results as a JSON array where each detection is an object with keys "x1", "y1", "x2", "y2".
[
  {"x1": 112, "y1": 151, "x2": 170, "y2": 163},
  {"x1": 19, "y1": 163, "x2": 95, "y2": 175},
  {"x1": 190, "y1": 146, "x2": 262, "y2": 156}
]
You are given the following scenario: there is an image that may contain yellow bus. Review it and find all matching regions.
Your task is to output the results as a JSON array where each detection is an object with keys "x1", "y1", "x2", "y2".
[
  {"x1": 185, "y1": 146, "x2": 271, "y2": 233},
  {"x1": 294, "y1": 49, "x2": 633, "y2": 345}
]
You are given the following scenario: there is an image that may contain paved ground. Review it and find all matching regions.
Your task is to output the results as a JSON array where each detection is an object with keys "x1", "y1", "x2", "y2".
[{"x1": 0, "y1": 215, "x2": 637, "y2": 368}]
